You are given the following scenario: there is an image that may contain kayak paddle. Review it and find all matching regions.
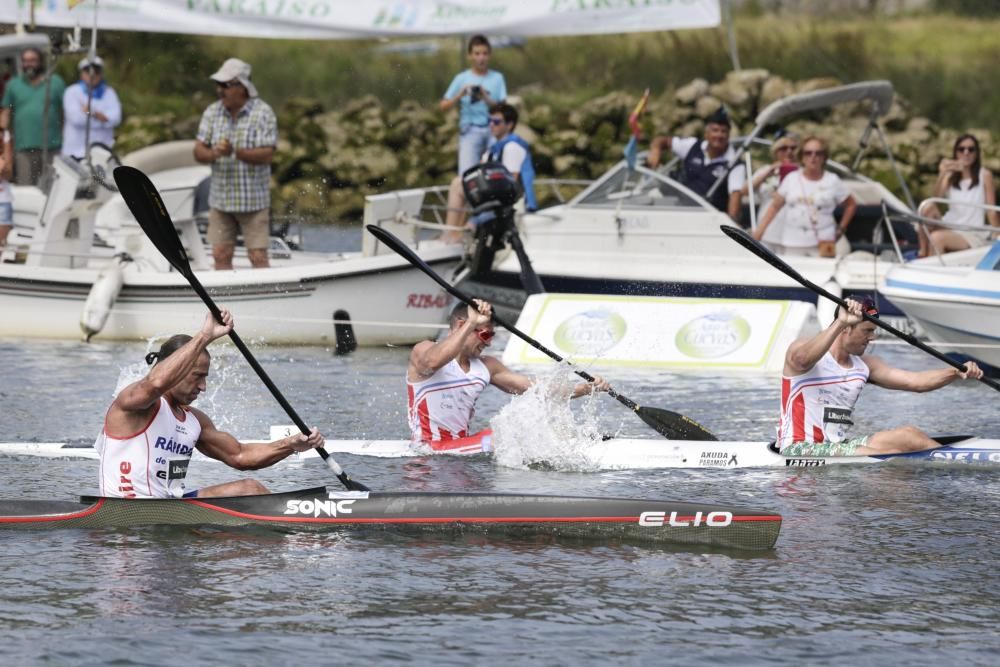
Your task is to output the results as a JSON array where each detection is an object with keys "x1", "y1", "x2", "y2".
[
  {"x1": 111, "y1": 165, "x2": 370, "y2": 491},
  {"x1": 367, "y1": 224, "x2": 719, "y2": 441},
  {"x1": 720, "y1": 224, "x2": 1000, "y2": 393}
]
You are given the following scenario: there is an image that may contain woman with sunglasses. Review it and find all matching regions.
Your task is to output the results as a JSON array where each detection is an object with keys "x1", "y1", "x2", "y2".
[
  {"x1": 407, "y1": 300, "x2": 609, "y2": 445},
  {"x1": 752, "y1": 136, "x2": 857, "y2": 257},
  {"x1": 741, "y1": 133, "x2": 799, "y2": 251},
  {"x1": 917, "y1": 134, "x2": 999, "y2": 257}
]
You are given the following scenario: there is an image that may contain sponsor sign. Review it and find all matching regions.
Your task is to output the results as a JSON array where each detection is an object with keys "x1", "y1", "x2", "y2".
[
  {"x1": 639, "y1": 511, "x2": 733, "y2": 527},
  {"x1": 284, "y1": 498, "x2": 356, "y2": 517},
  {"x1": 7, "y1": 0, "x2": 720, "y2": 40},
  {"x1": 504, "y1": 293, "x2": 815, "y2": 373}
]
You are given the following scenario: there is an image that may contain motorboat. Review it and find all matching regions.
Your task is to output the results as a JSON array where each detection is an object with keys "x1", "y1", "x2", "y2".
[
  {"x1": 0, "y1": 141, "x2": 464, "y2": 346},
  {"x1": 881, "y1": 234, "x2": 1000, "y2": 374},
  {"x1": 374, "y1": 82, "x2": 918, "y2": 327}
]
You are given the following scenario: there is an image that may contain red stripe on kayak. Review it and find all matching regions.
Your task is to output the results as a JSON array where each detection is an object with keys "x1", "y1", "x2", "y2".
[
  {"x1": 0, "y1": 498, "x2": 106, "y2": 523},
  {"x1": 183, "y1": 500, "x2": 781, "y2": 524}
]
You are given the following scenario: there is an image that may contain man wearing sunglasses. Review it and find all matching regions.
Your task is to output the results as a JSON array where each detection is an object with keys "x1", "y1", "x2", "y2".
[
  {"x1": 407, "y1": 299, "x2": 610, "y2": 445},
  {"x1": 776, "y1": 297, "x2": 983, "y2": 458},
  {"x1": 194, "y1": 57, "x2": 277, "y2": 270}
]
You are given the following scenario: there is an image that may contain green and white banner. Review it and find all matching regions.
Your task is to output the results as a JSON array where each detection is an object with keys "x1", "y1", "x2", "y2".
[{"x1": 2, "y1": 0, "x2": 720, "y2": 39}]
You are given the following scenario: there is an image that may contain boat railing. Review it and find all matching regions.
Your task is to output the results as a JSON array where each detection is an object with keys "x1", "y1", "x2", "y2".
[
  {"x1": 880, "y1": 198, "x2": 1000, "y2": 264},
  {"x1": 361, "y1": 177, "x2": 593, "y2": 255}
]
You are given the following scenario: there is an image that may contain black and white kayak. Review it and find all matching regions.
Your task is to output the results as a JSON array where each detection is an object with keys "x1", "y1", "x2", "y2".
[
  {"x1": 4, "y1": 433, "x2": 998, "y2": 469},
  {"x1": 0, "y1": 487, "x2": 781, "y2": 550}
]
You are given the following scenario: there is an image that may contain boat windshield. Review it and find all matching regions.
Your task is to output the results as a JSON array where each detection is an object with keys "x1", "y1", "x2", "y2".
[{"x1": 575, "y1": 166, "x2": 704, "y2": 209}]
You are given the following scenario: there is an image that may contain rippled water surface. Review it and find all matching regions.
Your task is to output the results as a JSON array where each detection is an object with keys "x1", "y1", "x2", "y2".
[{"x1": 1, "y1": 336, "x2": 998, "y2": 666}]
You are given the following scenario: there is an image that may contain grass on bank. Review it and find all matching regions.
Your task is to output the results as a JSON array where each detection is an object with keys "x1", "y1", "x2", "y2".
[{"x1": 7, "y1": 12, "x2": 994, "y2": 135}]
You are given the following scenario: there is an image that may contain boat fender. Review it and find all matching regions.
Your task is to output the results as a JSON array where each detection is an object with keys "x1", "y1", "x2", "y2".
[
  {"x1": 816, "y1": 280, "x2": 841, "y2": 329},
  {"x1": 80, "y1": 255, "x2": 129, "y2": 342}
]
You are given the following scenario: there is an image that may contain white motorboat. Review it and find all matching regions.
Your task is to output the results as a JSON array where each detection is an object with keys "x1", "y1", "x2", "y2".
[
  {"x1": 881, "y1": 239, "x2": 1000, "y2": 373},
  {"x1": 378, "y1": 81, "x2": 917, "y2": 326},
  {"x1": 0, "y1": 142, "x2": 463, "y2": 345}
]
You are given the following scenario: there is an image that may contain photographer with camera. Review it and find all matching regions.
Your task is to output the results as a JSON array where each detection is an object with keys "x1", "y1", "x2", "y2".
[
  {"x1": 440, "y1": 34, "x2": 507, "y2": 176},
  {"x1": 442, "y1": 102, "x2": 535, "y2": 243}
]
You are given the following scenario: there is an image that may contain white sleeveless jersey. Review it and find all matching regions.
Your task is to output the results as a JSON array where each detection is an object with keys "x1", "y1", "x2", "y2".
[
  {"x1": 777, "y1": 352, "x2": 869, "y2": 450},
  {"x1": 95, "y1": 397, "x2": 201, "y2": 498},
  {"x1": 408, "y1": 358, "x2": 491, "y2": 443}
]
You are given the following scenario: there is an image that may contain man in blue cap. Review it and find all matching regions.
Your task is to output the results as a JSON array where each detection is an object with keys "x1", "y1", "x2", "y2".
[{"x1": 647, "y1": 106, "x2": 745, "y2": 222}]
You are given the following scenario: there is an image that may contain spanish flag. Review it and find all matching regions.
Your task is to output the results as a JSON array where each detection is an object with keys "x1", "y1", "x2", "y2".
[{"x1": 622, "y1": 88, "x2": 650, "y2": 171}]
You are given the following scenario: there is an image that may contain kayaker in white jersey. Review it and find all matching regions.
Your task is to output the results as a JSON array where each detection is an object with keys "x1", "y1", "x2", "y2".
[
  {"x1": 777, "y1": 297, "x2": 983, "y2": 456},
  {"x1": 95, "y1": 308, "x2": 324, "y2": 499},
  {"x1": 407, "y1": 299, "x2": 610, "y2": 444}
]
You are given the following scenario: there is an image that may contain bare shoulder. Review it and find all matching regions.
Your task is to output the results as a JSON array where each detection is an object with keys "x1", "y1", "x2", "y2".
[{"x1": 480, "y1": 355, "x2": 507, "y2": 374}]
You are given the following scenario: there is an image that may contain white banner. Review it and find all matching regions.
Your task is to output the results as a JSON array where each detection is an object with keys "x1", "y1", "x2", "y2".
[
  {"x1": 1, "y1": 0, "x2": 720, "y2": 40},
  {"x1": 502, "y1": 293, "x2": 818, "y2": 375}
]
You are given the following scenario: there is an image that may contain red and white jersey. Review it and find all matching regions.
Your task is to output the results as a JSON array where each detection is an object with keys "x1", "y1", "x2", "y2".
[
  {"x1": 408, "y1": 358, "x2": 491, "y2": 443},
  {"x1": 777, "y1": 352, "x2": 869, "y2": 450},
  {"x1": 95, "y1": 397, "x2": 201, "y2": 498}
]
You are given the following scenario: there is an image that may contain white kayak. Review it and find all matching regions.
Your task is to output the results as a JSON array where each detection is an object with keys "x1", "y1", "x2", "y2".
[{"x1": 2, "y1": 432, "x2": 999, "y2": 469}]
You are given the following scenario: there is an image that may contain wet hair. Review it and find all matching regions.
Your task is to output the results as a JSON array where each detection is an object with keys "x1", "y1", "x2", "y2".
[
  {"x1": 144, "y1": 334, "x2": 209, "y2": 366},
  {"x1": 467, "y1": 34, "x2": 491, "y2": 53},
  {"x1": 834, "y1": 296, "x2": 879, "y2": 323},
  {"x1": 488, "y1": 102, "x2": 518, "y2": 130},
  {"x1": 950, "y1": 133, "x2": 981, "y2": 190},
  {"x1": 449, "y1": 300, "x2": 490, "y2": 327}
]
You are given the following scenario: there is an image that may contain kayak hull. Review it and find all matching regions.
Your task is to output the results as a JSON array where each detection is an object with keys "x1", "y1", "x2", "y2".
[
  {"x1": 0, "y1": 487, "x2": 782, "y2": 551},
  {"x1": 4, "y1": 434, "x2": 999, "y2": 468}
]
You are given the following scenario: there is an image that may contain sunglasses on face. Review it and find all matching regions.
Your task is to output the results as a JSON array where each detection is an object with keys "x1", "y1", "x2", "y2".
[
  {"x1": 957, "y1": 145, "x2": 977, "y2": 154},
  {"x1": 215, "y1": 80, "x2": 240, "y2": 89},
  {"x1": 475, "y1": 328, "x2": 495, "y2": 344},
  {"x1": 802, "y1": 150, "x2": 826, "y2": 157},
  {"x1": 488, "y1": 117, "x2": 505, "y2": 126}
]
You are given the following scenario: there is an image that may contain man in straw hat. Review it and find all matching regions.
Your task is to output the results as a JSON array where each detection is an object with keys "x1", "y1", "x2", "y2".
[{"x1": 194, "y1": 58, "x2": 277, "y2": 270}]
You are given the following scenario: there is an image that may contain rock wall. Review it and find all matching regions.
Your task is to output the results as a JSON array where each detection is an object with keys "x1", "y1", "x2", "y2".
[{"x1": 114, "y1": 70, "x2": 998, "y2": 221}]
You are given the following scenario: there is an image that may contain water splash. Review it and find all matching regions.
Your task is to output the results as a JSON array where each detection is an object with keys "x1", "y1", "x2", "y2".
[{"x1": 489, "y1": 363, "x2": 608, "y2": 472}]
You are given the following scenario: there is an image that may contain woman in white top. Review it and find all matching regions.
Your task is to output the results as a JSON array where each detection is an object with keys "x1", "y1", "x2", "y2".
[
  {"x1": 753, "y1": 136, "x2": 857, "y2": 257},
  {"x1": 742, "y1": 133, "x2": 799, "y2": 251},
  {"x1": 0, "y1": 128, "x2": 13, "y2": 248},
  {"x1": 917, "y1": 134, "x2": 999, "y2": 257}
]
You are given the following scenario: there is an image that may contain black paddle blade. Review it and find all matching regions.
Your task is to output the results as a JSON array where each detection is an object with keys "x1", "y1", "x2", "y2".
[
  {"x1": 338, "y1": 473, "x2": 370, "y2": 493},
  {"x1": 113, "y1": 165, "x2": 192, "y2": 277},
  {"x1": 637, "y1": 407, "x2": 718, "y2": 441}
]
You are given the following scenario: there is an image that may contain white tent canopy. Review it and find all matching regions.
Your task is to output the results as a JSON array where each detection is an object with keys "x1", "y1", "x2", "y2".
[{"x1": 1, "y1": 0, "x2": 721, "y2": 40}]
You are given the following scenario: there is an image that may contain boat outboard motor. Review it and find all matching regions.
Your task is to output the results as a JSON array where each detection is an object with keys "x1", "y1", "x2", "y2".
[{"x1": 461, "y1": 162, "x2": 520, "y2": 277}]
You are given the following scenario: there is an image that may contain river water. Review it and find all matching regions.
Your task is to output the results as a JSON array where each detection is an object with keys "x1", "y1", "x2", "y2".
[{"x1": 0, "y1": 331, "x2": 997, "y2": 666}]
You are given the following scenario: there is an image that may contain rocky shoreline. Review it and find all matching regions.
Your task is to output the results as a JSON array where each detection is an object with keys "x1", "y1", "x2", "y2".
[{"x1": 114, "y1": 70, "x2": 997, "y2": 222}]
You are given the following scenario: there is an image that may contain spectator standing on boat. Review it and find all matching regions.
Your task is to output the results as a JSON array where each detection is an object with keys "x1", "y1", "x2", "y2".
[
  {"x1": 194, "y1": 58, "x2": 277, "y2": 270},
  {"x1": 0, "y1": 125, "x2": 12, "y2": 248},
  {"x1": 407, "y1": 299, "x2": 609, "y2": 444},
  {"x1": 0, "y1": 47, "x2": 65, "y2": 185},
  {"x1": 917, "y1": 134, "x2": 1000, "y2": 257},
  {"x1": 646, "y1": 106, "x2": 746, "y2": 221},
  {"x1": 752, "y1": 136, "x2": 857, "y2": 257},
  {"x1": 443, "y1": 102, "x2": 536, "y2": 240},
  {"x1": 440, "y1": 35, "x2": 507, "y2": 176},
  {"x1": 95, "y1": 307, "x2": 324, "y2": 499},
  {"x1": 742, "y1": 133, "x2": 798, "y2": 251},
  {"x1": 775, "y1": 297, "x2": 983, "y2": 457},
  {"x1": 61, "y1": 56, "x2": 122, "y2": 160}
]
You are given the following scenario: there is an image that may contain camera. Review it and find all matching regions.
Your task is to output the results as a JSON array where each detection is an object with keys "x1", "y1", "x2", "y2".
[{"x1": 469, "y1": 85, "x2": 482, "y2": 102}]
